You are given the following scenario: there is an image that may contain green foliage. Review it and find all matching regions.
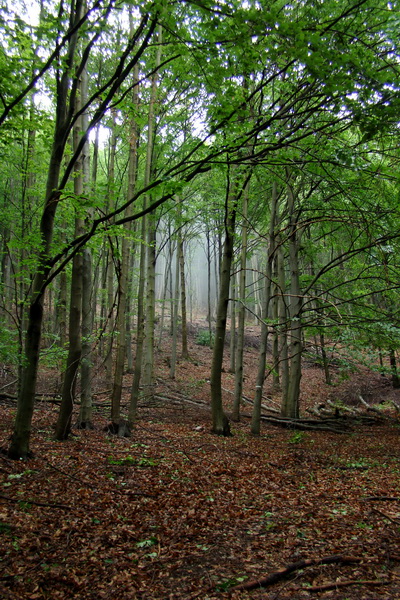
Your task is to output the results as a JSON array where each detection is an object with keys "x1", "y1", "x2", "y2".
[
  {"x1": 195, "y1": 330, "x2": 214, "y2": 346},
  {"x1": 107, "y1": 455, "x2": 158, "y2": 467},
  {"x1": 135, "y1": 537, "x2": 157, "y2": 549},
  {"x1": 215, "y1": 576, "x2": 247, "y2": 592},
  {"x1": 0, "y1": 326, "x2": 20, "y2": 367},
  {"x1": 288, "y1": 431, "x2": 305, "y2": 444}
]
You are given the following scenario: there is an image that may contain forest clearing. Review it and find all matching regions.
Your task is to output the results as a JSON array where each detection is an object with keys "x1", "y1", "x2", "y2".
[{"x1": 1, "y1": 328, "x2": 400, "y2": 600}]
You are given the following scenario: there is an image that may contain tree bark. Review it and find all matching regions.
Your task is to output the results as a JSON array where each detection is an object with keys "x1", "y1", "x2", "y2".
[
  {"x1": 282, "y1": 174, "x2": 302, "y2": 419},
  {"x1": 232, "y1": 179, "x2": 249, "y2": 421},
  {"x1": 9, "y1": 0, "x2": 83, "y2": 458},
  {"x1": 178, "y1": 232, "x2": 189, "y2": 359},
  {"x1": 210, "y1": 166, "x2": 247, "y2": 435},
  {"x1": 111, "y1": 61, "x2": 139, "y2": 429},
  {"x1": 142, "y1": 25, "x2": 162, "y2": 395},
  {"x1": 251, "y1": 181, "x2": 278, "y2": 435}
]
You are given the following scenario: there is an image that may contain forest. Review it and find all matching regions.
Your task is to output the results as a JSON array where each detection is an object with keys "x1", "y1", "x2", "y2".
[{"x1": 1, "y1": 0, "x2": 400, "y2": 598}]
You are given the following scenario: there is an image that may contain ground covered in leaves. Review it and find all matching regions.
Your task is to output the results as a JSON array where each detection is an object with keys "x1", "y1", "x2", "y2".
[{"x1": 1, "y1": 329, "x2": 400, "y2": 599}]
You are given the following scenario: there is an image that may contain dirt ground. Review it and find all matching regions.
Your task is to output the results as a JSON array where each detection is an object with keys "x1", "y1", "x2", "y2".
[{"x1": 1, "y1": 327, "x2": 400, "y2": 599}]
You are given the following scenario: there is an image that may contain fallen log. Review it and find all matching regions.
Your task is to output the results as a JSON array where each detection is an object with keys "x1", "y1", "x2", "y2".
[
  {"x1": 259, "y1": 414, "x2": 352, "y2": 433},
  {"x1": 230, "y1": 555, "x2": 362, "y2": 592}
]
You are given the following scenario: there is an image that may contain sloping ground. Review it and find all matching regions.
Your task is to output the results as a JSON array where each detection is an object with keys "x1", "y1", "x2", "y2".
[{"x1": 1, "y1": 335, "x2": 399, "y2": 599}]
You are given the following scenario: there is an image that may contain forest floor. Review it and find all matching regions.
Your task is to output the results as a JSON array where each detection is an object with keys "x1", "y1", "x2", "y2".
[{"x1": 1, "y1": 324, "x2": 400, "y2": 600}]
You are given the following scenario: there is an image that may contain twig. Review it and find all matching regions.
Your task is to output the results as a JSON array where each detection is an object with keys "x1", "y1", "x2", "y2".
[
  {"x1": 229, "y1": 555, "x2": 362, "y2": 592},
  {"x1": 303, "y1": 578, "x2": 390, "y2": 592},
  {"x1": 0, "y1": 378, "x2": 17, "y2": 392},
  {"x1": 0, "y1": 493, "x2": 71, "y2": 510},
  {"x1": 372, "y1": 508, "x2": 400, "y2": 525},
  {"x1": 363, "y1": 496, "x2": 400, "y2": 502}
]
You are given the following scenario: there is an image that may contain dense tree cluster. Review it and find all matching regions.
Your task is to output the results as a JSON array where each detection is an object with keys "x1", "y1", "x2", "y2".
[{"x1": 0, "y1": 0, "x2": 399, "y2": 458}]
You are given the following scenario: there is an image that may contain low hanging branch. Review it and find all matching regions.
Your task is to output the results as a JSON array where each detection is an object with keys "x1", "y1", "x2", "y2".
[{"x1": 229, "y1": 555, "x2": 362, "y2": 592}]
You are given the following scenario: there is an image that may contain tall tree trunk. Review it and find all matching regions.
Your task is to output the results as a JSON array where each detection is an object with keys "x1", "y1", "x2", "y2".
[
  {"x1": 229, "y1": 267, "x2": 236, "y2": 374},
  {"x1": 210, "y1": 166, "x2": 247, "y2": 435},
  {"x1": 55, "y1": 63, "x2": 88, "y2": 440},
  {"x1": 170, "y1": 242, "x2": 180, "y2": 379},
  {"x1": 104, "y1": 109, "x2": 118, "y2": 388},
  {"x1": 142, "y1": 24, "x2": 162, "y2": 395},
  {"x1": 282, "y1": 175, "x2": 302, "y2": 419},
  {"x1": 178, "y1": 230, "x2": 189, "y2": 359},
  {"x1": 232, "y1": 180, "x2": 249, "y2": 421},
  {"x1": 55, "y1": 217, "x2": 83, "y2": 439},
  {"x1": 78, "y1": 59, "x2": 93, "y2": 429},
  {"x1": 158, "y1": 232, "x2": 173, "y2": 349},
  {"x1": 206, "y1": 227, "x2": 213, "y2": 347},
  {"x1": 271, "y1": 256, "x2": 280, "y2": 392},
  {"x1": 78, "y1": 246, "x2": 93, "y2": 427},
  {"x1": 128, "y1": 215, "x2": 146, "y2": 424},
  {"x1": 110, "y1": 62, "x2": 139, "y2": 430},
  {"x1": 277, "y1": 240, "x2": 289, "y2": 403},
  {"x1": 251, "y1": 181, "x2": 278, "y2": 435},
  {"x1": 9, "y1": 0, "x2": 83, "y2": 458}
]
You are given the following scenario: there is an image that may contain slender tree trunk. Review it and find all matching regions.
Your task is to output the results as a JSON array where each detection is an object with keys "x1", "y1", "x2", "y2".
[
  {"x1": 211, "y1": 166, "x2": 248, "y2": 435},
  {"x1": 277, "y1": 240, "x2": 289, "y2": 403},
  {"x1": 178, "y1": 231, "x2": 189, "y2": 359},
  {"x1": 142, "y1": 25, "x2": 162, "y2": 395},
  {"x1": 251, "y1": 181, "x2": 278, "y2": 435},
  {"x1": 104, "y1": 109, "x2": 118, "y2": 388},
  {"x1": 78, "y1": 246, "x2": 93, "y2": 427},
  {"x1": 206, "y1": 227, "x2": 213, "y2": 347},
  {"x1": 55, "y1": 68, "x2": 88, "y2": 440},
  {"x1": 282, "y1": 175, "x2": 302, "y2": 419},
  {"x1": 232, "y1": 180, "x2": 249, "y2": 421},
  {"x1": 110, "y1": 63, "x2": 139, "y2": 430},
  {"x1": 129, "y1": 218, "x2": 146, "y2": 425},
  {"x1": 158, "y1": 233, "x2": 173, "y2": 349},
  {"x1": 77, "y1": 52, "x2": 93, "y2": 429},
  {"x1": 229, "y1": 267, "x2": 236, "y2": 373},
  {"x1": 320, "y1": 332, "x2": 332, "y2": 386},
  {"x1": 271, "y1": 257, "x2": 280, "y2": 392},
  {"x1": 170, "y1": 242, "x2": 180, "y2": 378},
  {"x1": 55, "y1": 218, "x2": 83, "y2": 439},
  {"x1": 389, "y1": 348, "x2": 400, "y2": 388}
]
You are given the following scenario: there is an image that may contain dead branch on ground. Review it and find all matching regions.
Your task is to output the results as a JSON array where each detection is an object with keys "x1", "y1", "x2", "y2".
[{"x1": 229, "y1": 555, "x2": 362, "y2": 592}]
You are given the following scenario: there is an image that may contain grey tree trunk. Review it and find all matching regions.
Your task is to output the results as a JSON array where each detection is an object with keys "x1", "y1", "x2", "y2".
[
  {"x1": 9, "y1": 0, "x2": 83, "y2": 458},
  {"x1": 129, "y1": 218, "x2": 146, "y2": 425},
  {"x1": 229, "y1": 268, "x2": 236, "y2": 374},
  {"x1": 232, "y1": 180, "x2": 249, "y2": 421},
  {"x1": 55, "y1": 63, "x2": 88, "y2": 440},
  {"x1": 104, "y1": 109, "x2": 118, "y2": 388},
  {"x1": 282, "y1": 175, "x2": 302, "y2": 419},
  {"x1": 211, "y1": 167, "x2": 248, "y2": 436},
  {"x1": 111, "y1": 62, "x2": 139, "y2": 430},
  {"x1": 277, "y1": 241, "x2": 289, "y2": 404},
  {"x1": 170, "y1": 242, "x2": 180, "y2": 379},
  {"x1": 77, "y1": 55, "x2": 93, "y2": 429},
  {"x1": 251, "y1": 181, "x2": 278, "y2": 435},
  {"x1": 178, "y1": 231, "x2": 189, "y2": 359},
  {"x1": 142, "y1": 25, "x2": 162, "y2": 395}
]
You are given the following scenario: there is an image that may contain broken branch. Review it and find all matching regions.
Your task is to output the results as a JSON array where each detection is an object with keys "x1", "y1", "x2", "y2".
[{"x1": 229, "y1": 555, "x2": 362, "y2": 592}]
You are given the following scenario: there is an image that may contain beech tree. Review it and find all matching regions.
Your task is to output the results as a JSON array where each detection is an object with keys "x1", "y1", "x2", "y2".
[{"x1": 0, "y1": 0, "x2": 399, "y2": 455}]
